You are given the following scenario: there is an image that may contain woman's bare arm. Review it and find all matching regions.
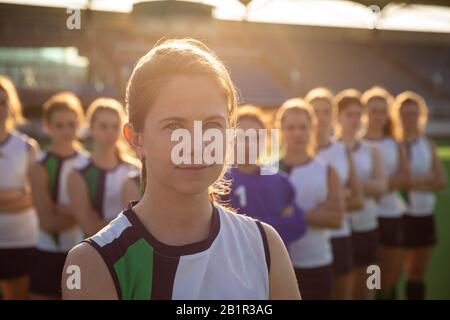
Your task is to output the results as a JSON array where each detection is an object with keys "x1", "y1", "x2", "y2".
[
  {"x1": 362, "y1": 146, "x2": 387, "y2": 198},
  {"x1": 263, "y1": 223, "x2": 301, "y2": 300},
  {"x1": 345, "y1": 147, "x2": 364, "y2": 210},
  {"x1": 388, "y1": 143, "x2": 411, "y2": 192},
  {"x1": 29, "y1": 162, "x2": 76, "y2": 233},
  {"x1": 305, "y1": 166, "x2": 345, "y2": 229},
  {"x1": 62, "y1": 242, "x2": 118, "y2": 300},
  {"x1": 410, "y1": 141, "x2": 448, "y2": 192},
  {"x1": 68, "y1": 170, "x2": 107, "y2": 237}
]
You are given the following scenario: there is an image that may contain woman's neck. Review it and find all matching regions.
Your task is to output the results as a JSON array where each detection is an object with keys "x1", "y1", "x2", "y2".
[
  {"x1": 316, "y1": 128, "x2": 330, "y2": 148},
  {"x1": 0, "y1": 125, "x2": 9, "y2": 142},
  {"x1": 283, "y1": 147, "x2": 310, "y2": 166},
  {"x1": 48, "y1": 141, "x2": 75, "y2": 157},
  {"x1": 365, "y1": 124, "x2": 384, "y2": 140},
  {"x1": 91, "y1": 145, "x2": 118, "y2": 170},
  {"x1": 236, "y1": 163, "x2": 259, "y2": 174},
  {"x1": 339, "y1": 132, "x2": 359, "y2": 149},
  {"x1": 134, "y1": 184, "x2": 214, "y2": 246},
  {"x1": 403, "y1": 128, "x2": 420, "y2": 142}
]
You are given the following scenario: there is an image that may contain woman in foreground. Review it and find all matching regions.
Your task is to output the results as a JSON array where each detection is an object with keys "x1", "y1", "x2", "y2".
[{"x1": 62, "y1": 38, "x2": 300, "y2": 300}]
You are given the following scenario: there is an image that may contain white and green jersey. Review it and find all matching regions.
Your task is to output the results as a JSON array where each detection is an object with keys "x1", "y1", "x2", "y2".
[
  {"x1": 85, "y1": 202, "x2": 270, "y2": 300},
  {"x1": 75, "y1": 157, "x2": 139, "y2": 222},
  {"x1": 405, "y1": 137, "x2": 436, "y2": 216},
  {"x1": 36, "y1": 150, "x2": 88, "y2": 252}
]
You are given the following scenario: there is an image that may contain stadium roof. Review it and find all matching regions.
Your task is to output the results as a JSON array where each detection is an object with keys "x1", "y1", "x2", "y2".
[{"x1": 1, "y1": 0, "x2": 450, "y2": 33}]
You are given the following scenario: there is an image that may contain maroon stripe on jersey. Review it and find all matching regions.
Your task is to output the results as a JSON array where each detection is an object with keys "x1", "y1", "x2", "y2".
[
  {"x1": 151, "y1": 252, "x2": 179, "y2": 300},
  {"x1": 256, "y1": 220, "x2": 271, "y2": 273}
]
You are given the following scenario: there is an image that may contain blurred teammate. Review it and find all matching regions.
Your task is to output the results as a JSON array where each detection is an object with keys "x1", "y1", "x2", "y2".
[
  {"x1": 362, "y1": 87, "x2": 410, "y2": 300},
  {"x1": 335, "y1": 89, "x2": 387, "y2": 300},
  {"x1": 276, "y1": 98, "x2": 344, "y2": 299},
  {"x1": 224, "y1": 104, "x2": 306, "y2": 246},
  {"x1": 62, "y1": 39, "x2": 300, "y2": 299},
  {"x1": 28, "y1": 92, "x2": 88, "y2": 299},
  {"x1": 394, "y1": 91, "x2": 447, "y2": 300},
  {"x1": 306, "y1": 87, "x2": 363, "y2": 299},
  {"x1": 67, "y1": 98, "x2": 140, "y2": 237},
  {"x1": 0, "y1": 76, "x2": 39, "y2": 299}
]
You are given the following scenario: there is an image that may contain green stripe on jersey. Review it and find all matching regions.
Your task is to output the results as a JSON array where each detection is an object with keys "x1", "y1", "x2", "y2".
[
  {"x1": 81, "y1": 164, "x2": 101, "y2": 207},
  {"x1": 44, "y1": 154, "x2": 59, "y2": 201},
  {"x1": 113, "y1": 238, "x2": 154, "y2": 300},
  {"x1": 43, "y1": 154, "x2": 61, "y2": 245}
]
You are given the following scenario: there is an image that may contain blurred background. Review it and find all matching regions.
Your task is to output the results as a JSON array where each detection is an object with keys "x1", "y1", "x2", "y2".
[{"x1": 0, "y1": 0, "x2": 449, "y2": 298}]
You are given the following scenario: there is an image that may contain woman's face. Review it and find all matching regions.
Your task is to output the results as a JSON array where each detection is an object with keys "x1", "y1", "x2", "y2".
[
  {"x1": 338, "y1": 103, "x2": 363, "y2": 137},
  {"x1": 367, "y1": 97, "x2": 388, "y2": 133},
  {"x1": 235, "y1": 116, "x2": 265, "y2": 165},
  {"x1": 140, "y1": 75, "x2": 228, "y2": 196},
  {"x1": 45, "y1": 110, "x2": 79, "y2": 145},
  {"x1": 311, "y1": 98, "x2": 333, "y2": 132},
  {"x1": 91, "y1": 110, "x2": 121, "y2": 148},
  {"x1": 281, "y1": 110, "x2": 311, "y2": 153},
  {"x1": 399, "y1": 101, "x2": 420, "y2": 134},
  {"x1": 0, "y1": 90, "x2": 10, "y2": 127}
]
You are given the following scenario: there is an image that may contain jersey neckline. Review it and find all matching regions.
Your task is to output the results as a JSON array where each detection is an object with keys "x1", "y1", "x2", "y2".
[
  {"x1": 0, "y1": 133, "x2": 12, "y2": 147},
  {"x1": 88, "y1": 156, "x2": 124, "y2": 173},
  {"x1": 124, "y1": 201, "x2": 221, "y2": 257},
  {"x1": 46, "y1": 149, "x2": 79, "y2": 160}
]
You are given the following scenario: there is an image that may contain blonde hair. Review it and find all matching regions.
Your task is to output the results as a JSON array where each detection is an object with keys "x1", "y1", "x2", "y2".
[
  {"x1": 0, "y1": 75, "x2": 26, "y2": 130},
  {"x1": 393, "y1": 91, "x2": 428, "y2": 141},
  {"x1": 361, "y1": 86, "x2": 395, "y2": 137},
  {"x1": 237, "y1": 104, "x2": 266, "y2": 129},
  {"x1": 43, "y1": 91, "x2": 84, "y2": 123},
  {"x1": 125, "y1": 38, "x2": 238, "y2": 202},
  {"x1": 86, "y1": 97, "x2": 140, "y2": 168},
  {"x1": 333, "y1": 88, "x2": 363, "y2": 136},
  {"x1": 305, "y1": 87, "x2": 335, "y2": 134},
  {"x1": 305, "y1": 87, "x2": 334, "y2": 106},
  {"x1": 275, "y1": 98, "x2": 317, "y2": 156}
]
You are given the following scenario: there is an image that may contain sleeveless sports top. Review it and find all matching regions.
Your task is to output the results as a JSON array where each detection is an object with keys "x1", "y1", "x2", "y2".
[
  {"x1": 364, "y1": 137, "x2": 406, "y2": 218},
  {"x1": 317, "y1": 140, "x2": 352, "y2": 238},
  {"x1": 36, "y1": 150, "x2": 88, "y2": 252},
  {"x1": 349, "y1": 141, "x2": 379, "y2": 232},
  {"x1": 283, "y1": 158, "x2": 333, "y2": 268},
  {"x1": 0, "y1": 131, "x2": 38, "y2": 248},
  {"x1": 75, "y1": 157, "x2": 139, "y2": 222},
  {"x1": 0, "y1": 131, "x2": 33, "y2": 189},
  {"x1": 406, "y1": 137, "x2": 436, "y2": 216},
  {"x1": 85, "y1": 202, "x2": 270, "y2": 300}
]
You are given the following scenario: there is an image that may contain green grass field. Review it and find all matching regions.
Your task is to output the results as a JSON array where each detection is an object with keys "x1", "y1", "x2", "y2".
[
  {"x1": 397, "y1": 140, "x2": 450, "y2": 299},
  {"x1": 421, "y1": 140, "x2": 450, "y2": 299},
  {"x1": 399, "y1": 140, "x2": 450, "y2": 300}
]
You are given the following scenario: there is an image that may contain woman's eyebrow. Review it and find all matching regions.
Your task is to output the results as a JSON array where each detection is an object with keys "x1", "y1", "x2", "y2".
[
  {"x1": 203, "y1": 115, "x2": 227, "y2": 122},
  {"x1": 158, "y1": 115, "x2": 227, "y2": 123},
  {"x1": 158, "y1": 117, "x2": 186, "y2": 124}
]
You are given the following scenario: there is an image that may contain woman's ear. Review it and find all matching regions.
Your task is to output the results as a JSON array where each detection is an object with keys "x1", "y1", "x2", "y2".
[{"x1": 123, "y1": 122, "x2": 143, "y2": 158}]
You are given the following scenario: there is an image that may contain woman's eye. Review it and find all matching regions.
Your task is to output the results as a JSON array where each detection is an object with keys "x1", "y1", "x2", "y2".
[
  {"x1": 165, "y1": 123, "x2": 181, "y2": 131},
  {"x1": 204, "y1": 122, "x2": 222, "y2": 130}
]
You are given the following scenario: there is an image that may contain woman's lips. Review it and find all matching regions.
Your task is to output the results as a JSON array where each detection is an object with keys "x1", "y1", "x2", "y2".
[{"x1": 175, "y1": 164, "x2": 214, "y2": 171}]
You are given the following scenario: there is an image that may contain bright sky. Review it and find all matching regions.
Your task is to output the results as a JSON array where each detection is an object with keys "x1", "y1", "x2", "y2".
[{"x1": 2, "y1": 0, "x2": 450, "y2": 33}]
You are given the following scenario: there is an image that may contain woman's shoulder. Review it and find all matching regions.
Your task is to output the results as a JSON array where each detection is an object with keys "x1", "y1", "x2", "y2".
[{"x1": 87, "y1": 211, "x2": 132, "y2": 248}]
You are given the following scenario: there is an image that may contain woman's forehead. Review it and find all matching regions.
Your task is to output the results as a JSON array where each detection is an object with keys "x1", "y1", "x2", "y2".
[{"x1": 147, "y1": 75, "x2": 228, "y2": 122}]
